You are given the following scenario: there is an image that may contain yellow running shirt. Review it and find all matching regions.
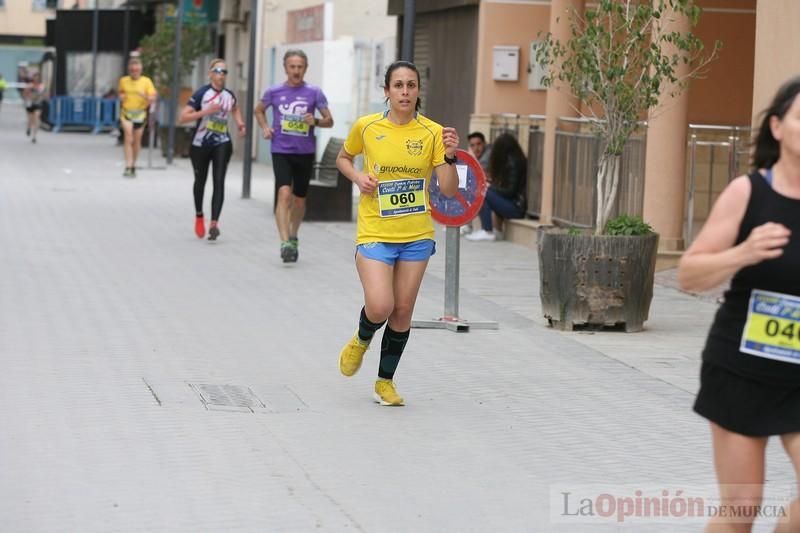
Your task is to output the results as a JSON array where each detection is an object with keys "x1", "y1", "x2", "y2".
[
  {"x1": 118, "y1": 75, "x2": 156, "y2": 119},
  {"x1": 343, "y1": 111, "x2": 445, "y2": 245}
]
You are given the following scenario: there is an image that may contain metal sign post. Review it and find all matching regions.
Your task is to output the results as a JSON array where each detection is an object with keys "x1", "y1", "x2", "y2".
[
  {"x1": 412, "y1": 149, "x2": 499, "y2": 332},
  {"x1": 91, "y1": 2, "x2": 99, "y2": 98},
  {"x1": 241, "y1": 0, "x2": 258, "y2": 199},
  {"x1": 145, "y1": 100, "x2": 166, "y2": 170},
  {"x1": 166, "y1": 4, "x2": 183, "y2": 165},
  {"x1": 402, "y1": 0, "x2": 415, "y2": 61}
]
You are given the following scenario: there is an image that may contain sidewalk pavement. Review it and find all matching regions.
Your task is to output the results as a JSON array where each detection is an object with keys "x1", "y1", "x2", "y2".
[{"x1": 0, "y1": 106, "x2": 793, "y2": 532}]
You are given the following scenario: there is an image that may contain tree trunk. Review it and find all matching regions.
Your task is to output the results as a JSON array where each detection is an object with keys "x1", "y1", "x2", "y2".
[{"x1": 595, "y1": 153, "x2": 621, "y2": 234}]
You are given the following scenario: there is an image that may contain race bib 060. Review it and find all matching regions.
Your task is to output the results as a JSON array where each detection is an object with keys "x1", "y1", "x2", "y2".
[
  {"x1": 280, "y1": 114, "x2": 310, "y2": 137},
  {"x1": 740, "y1": 289, "x2": 800, "y2": 365},
  {"x1": 377, "y1": 178, "x2": 427, "y2": 217}
]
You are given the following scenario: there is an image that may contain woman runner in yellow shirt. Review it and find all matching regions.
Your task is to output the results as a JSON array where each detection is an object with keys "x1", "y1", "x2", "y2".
[
  {"x1": 118, "y1": 57, "x2": 156, "y2": 177},
  {"x1": 335, "y1": 60, "x2": 459, "y2": 406}
]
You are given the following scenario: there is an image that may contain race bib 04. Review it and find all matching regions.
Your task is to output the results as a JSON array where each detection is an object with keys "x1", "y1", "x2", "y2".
[
  {"x1": 280, "y1": 114, "x2": 310, "y2": 137},
  {"x1": 377, "y1": 178, "x2": 427, "y2": 217},
  {"x1": 740, "y1": 289, "x2": 800, "y2": 365}
]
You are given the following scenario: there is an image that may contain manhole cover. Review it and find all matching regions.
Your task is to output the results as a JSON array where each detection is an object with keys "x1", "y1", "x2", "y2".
[{"x1": 189, "y1": 383, "x2": 266, "y2": 413}]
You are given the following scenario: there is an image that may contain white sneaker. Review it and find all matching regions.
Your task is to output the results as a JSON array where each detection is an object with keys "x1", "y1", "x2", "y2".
[
  {"x1": 465, "y1": 229, "x2": 496, "y2": 241},
  {"x1": 459, "y1": 225, "x2": 473, "y2": 236}
]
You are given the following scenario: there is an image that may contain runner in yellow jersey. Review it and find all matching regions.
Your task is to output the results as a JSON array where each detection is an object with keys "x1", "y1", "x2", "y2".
[
  {"x1": 335, "y1": 60, "x2": 459, "y2": 406},
  {"x1": 118, "y1": 57, "x2": 156, "y2": 177}
]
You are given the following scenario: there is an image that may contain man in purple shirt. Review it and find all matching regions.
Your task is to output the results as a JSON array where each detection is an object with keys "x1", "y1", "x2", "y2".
[{"x1": 255, "y1": 49, "x2": 334, "y2": 263}]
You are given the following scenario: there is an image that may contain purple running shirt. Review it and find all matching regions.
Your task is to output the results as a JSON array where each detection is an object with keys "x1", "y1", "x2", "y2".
[{"x1": 260, "y1": 82, "x2": 329, "y2": 155}]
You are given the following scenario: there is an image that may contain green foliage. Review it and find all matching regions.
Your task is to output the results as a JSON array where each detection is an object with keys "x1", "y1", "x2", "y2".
[
  {"x1": 567, "y1": 226, "x2": 582, "y2": 236},
  {"x1": 536, "y1": 0, "x2": 720, "y2": 156},
  {"x1": 139, "y1": 21, "x2": 212, "y2": 96},
  {"x1": 534, "y1": 0, "x2": 721, "y2": 234},
  {"x1": 604, "y1": 215, "x2": 654, "y2": 236}
]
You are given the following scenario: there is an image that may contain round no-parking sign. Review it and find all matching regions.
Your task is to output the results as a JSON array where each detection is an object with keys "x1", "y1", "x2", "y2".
[{"x1": 428, "y1": 148, "x2": 487, "y2": 227}]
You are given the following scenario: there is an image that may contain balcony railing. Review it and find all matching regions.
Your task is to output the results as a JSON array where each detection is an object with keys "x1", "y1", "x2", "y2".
[
  {"x1": 485, "y1": 114, "x2": 749, "y2": 239},
  {"x1": 552, "y1": 117, "x2": 647, "y2": 228},
  {"x1": 685, "y1": 124, "x2": 751, "y2": 244}
]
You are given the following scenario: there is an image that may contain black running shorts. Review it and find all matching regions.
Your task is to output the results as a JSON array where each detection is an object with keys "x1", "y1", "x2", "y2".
[{"x1": 272, "y1": 152, "x2": 315, "y2": 198}]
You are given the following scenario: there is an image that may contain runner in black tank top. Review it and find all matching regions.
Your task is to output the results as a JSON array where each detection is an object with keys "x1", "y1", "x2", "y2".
[
  {"x1": 678, "y1": 76, "x2": 800, "y2": 532},
  {"x1": 701, "y1": 170, "x2": 800, "y2": 388}
]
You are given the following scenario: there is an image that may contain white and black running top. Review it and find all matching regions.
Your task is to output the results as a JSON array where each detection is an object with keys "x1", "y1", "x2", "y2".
[{"x1": 188, "y1": 84, "x2": 237, "y2": 147}]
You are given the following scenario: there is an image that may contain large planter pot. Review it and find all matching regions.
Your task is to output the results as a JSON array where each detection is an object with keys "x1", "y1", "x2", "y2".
[{"x1": 537, "y1": 228, "x2": 659, "y2": 332}]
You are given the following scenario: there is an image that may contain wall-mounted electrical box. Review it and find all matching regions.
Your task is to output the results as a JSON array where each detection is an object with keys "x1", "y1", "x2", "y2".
[{"x1": 492, "y1": 45, "x2": 519, "y2": 82}]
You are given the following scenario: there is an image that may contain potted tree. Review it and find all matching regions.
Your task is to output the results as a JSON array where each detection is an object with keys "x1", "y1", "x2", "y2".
[
  {"x1": 139, "y1": 19, "x2": 211, "y2": 157},
  {"x1": 535, "y1": 0, "x2": 720, "y2": 331}
]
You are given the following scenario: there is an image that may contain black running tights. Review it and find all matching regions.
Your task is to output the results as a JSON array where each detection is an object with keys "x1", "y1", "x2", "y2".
[{"x1": 190, "y1": 142, "x2": 233, "y2": 221}]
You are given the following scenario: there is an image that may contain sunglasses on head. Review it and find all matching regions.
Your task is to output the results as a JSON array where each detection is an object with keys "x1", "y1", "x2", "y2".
[{"x1": 211, "y1": 67, "x2": 228, "y2": 75}]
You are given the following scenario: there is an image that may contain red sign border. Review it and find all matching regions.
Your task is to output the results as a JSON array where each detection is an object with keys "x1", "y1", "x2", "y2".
[{"x1": 430, "y1": 148, "x2": 487, "y2": 227}]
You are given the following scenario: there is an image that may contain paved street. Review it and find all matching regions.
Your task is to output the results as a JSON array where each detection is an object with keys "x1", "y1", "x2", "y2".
[{"x1": 0, "y1": 105, "x2": 794, "y2": 532}]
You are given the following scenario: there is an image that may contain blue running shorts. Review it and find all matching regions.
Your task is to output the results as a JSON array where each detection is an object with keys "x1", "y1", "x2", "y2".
[{"x1": 356, "y1": 240, "x2": 436, "y2": 266}]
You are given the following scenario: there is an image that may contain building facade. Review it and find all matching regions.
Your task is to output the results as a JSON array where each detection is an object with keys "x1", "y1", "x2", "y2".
[
  {"x1": 0, "y1": 0, "x2": 58, "y2": 96},
  {"x1": 0, "y1": 0, "x2": 56, "y2": 42},
  {"x1": 393, "y1": 0, "x2": 800, "y2": 252},
  {"x1": 219, "y1": 0, "x2": 397, "y2": 162}
]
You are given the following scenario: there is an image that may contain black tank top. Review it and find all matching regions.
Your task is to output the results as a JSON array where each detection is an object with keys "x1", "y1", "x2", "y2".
[{"x1": 702, "y1": 170, "x2": 800, "y2": 383}]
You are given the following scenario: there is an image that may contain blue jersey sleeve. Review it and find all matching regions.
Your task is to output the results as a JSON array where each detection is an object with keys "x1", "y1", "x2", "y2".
[{"x1": 188, "y1": 86, "x2": 207, "y2": 111}]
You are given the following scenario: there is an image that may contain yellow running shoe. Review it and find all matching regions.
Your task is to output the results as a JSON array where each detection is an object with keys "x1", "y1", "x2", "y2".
[
  {"x1": 339, "y1": 333, "x2": 370, "y2": 377},
  {"x1": 373, "y1": 379, "x2": 404, "y2": 406}
]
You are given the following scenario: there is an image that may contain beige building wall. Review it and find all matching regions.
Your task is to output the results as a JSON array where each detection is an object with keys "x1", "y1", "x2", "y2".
[
  {"x1": 469, "y1": 0, "x2": 755, "y2": 133},
  {"x1": 68, "y1": 1, "x2": 126, "y2": 7},
  {"x1": 468, "y1": 0, "x2": 763, "y2": 244},
  {"x1": 751, "y1": 0, "x2": 800, "y2": 128},
  {"x1": 0, "y1": 0, "x2": 127, "y2": 39},
  {"x1": 229, "y1": 0, "x2": 395, "y2": 114},
  {"x1": 248, "y1": 0, "x2": 395, "y2": 162},
  {"x1": 260, "y1": 0, "x2": 395, "y2": 46},
  {"x1": 255, "y1": 0, "x2": 396, "y2": 110},
  {"x1": 225, "y1": 0, "x2": 395, "y2": 99},
  {"x1": 471, "y1": 0, "x2": 756, "y2": 125},
  {"x1": 474, "y1": 0, "x2": 549, "y2": 115},
  {"x1": 331, "y1": 0, "x2": 395, "y2": 41},
  {"x1": 690, "y1": 1, "x2": 756, "y2": 126},
  {"x1": 0, "y1": 0, "x2": 55, "y2": 37}
]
